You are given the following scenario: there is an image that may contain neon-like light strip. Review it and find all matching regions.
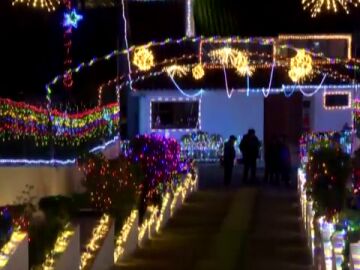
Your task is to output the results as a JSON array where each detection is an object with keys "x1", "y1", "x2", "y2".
[
  {"x1": 298, "y1": 74, "x2": 327, "y2": 97},
  {"x1": 121, "y1": 0, "x2": 133, "y2": 90},
  {"x1": 168, "y1": 75, "x2": 204, "y2": 98},
  {"x1": 263, "y1": 61, "x2": 275, "y2": 97},
  {"x1": 89, "y1": 135, "x2": 120, "y2": 153},
  {"x1": 150, "y1": 97, "x2": 202, "y2": 132},
  {"x1": 222, "y1": 65, "x2": 233, "y2": 98}
]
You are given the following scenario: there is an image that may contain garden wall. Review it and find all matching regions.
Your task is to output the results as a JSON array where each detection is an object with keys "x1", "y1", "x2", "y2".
[{"x1": 0, "y1": 166, "x2": 84, "y2": 206}]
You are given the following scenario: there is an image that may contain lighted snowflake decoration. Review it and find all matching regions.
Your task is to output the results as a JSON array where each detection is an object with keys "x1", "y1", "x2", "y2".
[
  {"x1": 12, "y1": 0, "x2": 61, "y2": 12},
  {"x1": 192, "y1": 64, "x2": 205, "y2": 80},
  {"x1": 209, "y1": 47, "x2": 254, "y2": 77},
  {"x1": 164, "y1": 65, "x2": 189, "y2": 78},
  {"x1": 288, "y1": 49, "x2": 313, "y2": 83},
  {"x1": 209, "y1": 47, "x2": 238, "y2": 66},
  {"x1": 132, "y1": 47, "x2": 155, "y2": 71},
  {"x1": 63, "y1": 9, "x2": 83, "y2": 28},
  {"x1": 302, "y1": 0, "x2": 360, "y2": 17},
  {"x1": 232, "y1": 51, "x2": 254, "y2": 77}
]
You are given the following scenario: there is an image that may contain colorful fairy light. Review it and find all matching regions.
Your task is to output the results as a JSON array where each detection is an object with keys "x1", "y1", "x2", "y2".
[
  {"x1": 323, "y1": 91, "x2": 352, "y2": 110},
  {"x1": 289, "y1": 49, "x2": 313, "y2": 83},
  {"x1": 132, "y1": 47, "x2": 154, "y2": 71}
]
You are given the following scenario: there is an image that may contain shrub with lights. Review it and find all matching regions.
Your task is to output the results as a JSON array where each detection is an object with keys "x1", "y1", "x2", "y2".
[
  {"x1": 306, "y1": 138, "x2": 351, "y2": 219},
  {"x1": 128, "y1": 134, "x2": 187, "y2": 221}
]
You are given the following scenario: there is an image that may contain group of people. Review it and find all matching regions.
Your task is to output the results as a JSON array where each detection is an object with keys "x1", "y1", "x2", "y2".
[{"x1": 223, "y1": 129, "x2": 292, "y2": 186}]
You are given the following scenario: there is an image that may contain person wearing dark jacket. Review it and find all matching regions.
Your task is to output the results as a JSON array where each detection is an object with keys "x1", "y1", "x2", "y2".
[
  {"x1": 240, "y1": 129, "x2": 261, "y2": 183},
  {"x1": 223, "y1": 135, "x2": 237, "y2": 186}
]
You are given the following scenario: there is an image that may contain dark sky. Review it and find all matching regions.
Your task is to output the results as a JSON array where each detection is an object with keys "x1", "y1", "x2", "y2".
[{"x1": 1, "y1": 0, "x2": 360, "y2": 103}]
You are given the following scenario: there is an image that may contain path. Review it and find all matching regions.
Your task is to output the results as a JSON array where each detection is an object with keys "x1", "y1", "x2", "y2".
[
  {"x1": 112, "y1": 164, "x2": 312, "y2": 270},
  {"x1": 243, "y1": 188, "x2": 313, "y2": 270}
]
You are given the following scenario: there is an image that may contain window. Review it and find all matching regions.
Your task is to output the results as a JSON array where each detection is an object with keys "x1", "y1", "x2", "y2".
[
  {"x1": 323, "y1": 92, "x2": 351, "y2": 110},
  {"x1": 151, "y1": 100, "x2": 200, "y2": 130}
]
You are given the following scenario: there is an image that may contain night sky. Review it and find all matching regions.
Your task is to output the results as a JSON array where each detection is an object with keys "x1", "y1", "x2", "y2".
[{"x1": 1, "y1": 0, "x2": 360, "y2": 103}]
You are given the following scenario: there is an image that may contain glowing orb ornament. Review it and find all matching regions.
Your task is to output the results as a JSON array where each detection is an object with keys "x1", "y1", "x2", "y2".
[
  {"x1": 288, "y1": 49, "x2": 313, "y2": 83},
  {"x1": 164, "y1": 65, "x2": 189, "y2": 78},
  {"x1": 12, "y1": 0, "x2": 60, "y2": 12},
  {"x1": 192, "y1": 64, "x2": 205, "y2": 80},
  {"x1": 132, "y1": 47, "x2": 155, "y2": 71},
  {"x1": 63, "y1": 9, "x2": 83, "y2": 28},
  {"x1": 302, "y1": 0, "x2": 360, "y2": 17}
]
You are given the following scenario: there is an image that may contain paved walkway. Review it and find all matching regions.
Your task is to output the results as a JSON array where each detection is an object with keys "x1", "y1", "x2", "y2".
[{"x1": 112, "y1": 164, "x2": 312, "y2": 270}]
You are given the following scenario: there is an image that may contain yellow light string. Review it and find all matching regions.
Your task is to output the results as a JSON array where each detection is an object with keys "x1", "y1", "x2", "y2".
[{"x1": 0, "y1": 231, "x2": 26, "y2": 268}]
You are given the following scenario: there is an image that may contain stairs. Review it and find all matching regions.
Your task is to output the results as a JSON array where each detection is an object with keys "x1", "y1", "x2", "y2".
[
  {"x1": 112, "y1": 190, "x2": 235, "y2": 270},
  {"x1": 244, "y1": 188, "x2": 313, "y2": 270}
]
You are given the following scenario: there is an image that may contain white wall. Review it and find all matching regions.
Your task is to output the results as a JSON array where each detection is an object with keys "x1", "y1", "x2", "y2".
[
  {"x1": 0, "y1": 166, "x2": 84, "y2": 206},
  {"x1": 310, "y1": 88, "x2": 353, "y2": 132},
  {"x1": 138, "y1": 90, "x2": 264, "y2": 142}
]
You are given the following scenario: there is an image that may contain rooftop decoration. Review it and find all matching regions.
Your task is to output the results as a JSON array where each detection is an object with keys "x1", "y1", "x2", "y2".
[
  {"x1": 132, "y1": 47, "x2": 155, "y2": 71},
  {"x1": 289, "y1": 49, "x2": 313, "y2": 83},
  {"x1": 192, "y1": 64, "x2": 205, "y2": 80},
  {"x1": 164, "y1": 65, "x2": 189, "y2": 78},
  {"x1": 11, "y1": 0, "x2": 60, "y2": 12},
  {"x1": 302, "y1": 0, "x2": 360, "y2": 17}
]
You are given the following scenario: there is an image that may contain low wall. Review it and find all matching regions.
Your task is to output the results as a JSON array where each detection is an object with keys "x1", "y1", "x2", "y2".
[
  {"x1": 54, "y1": 226, "x2": 80, "y2": 270},
  {"x1": 0, "y1": 166, "x2": 84, "y2": 206}
]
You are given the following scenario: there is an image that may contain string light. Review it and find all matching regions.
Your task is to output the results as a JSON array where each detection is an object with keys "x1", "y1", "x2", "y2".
[
  {"x1": 289, "y1": 49, "x2": 313, "y2": 83},
  {"x1": 41, "y1": 225, "x2": 74, "y2": 270},
  {"x1": 156, "y1": 193, "x2": 170, "y2": 233},
  {"x1": 114, "y1": 210, "x2": 138, "y2": 262},
  {"x1": 302, "y1": 0, "x2": 360, "y2": 17},
  {"x1": 132, "y1": 47, "x2": 154, "y2": 71},
  {"x1": 138, "y1": 207, "x2": 158, "y2": 245},
  {"x1": 232, "y1": 51, "x2": 254, "y2": 77},
  {"x1": 80, "y1": 214, "x2": 111, "y2": 270},
  {"x1": 164, "y1": 65, "x2": 189, "y2": 78},
  {"x1": 11, "y1": 0, "x2": 60, "y2": 12},
  {"x1": 0, "y1": 231, "x2": 26, "y2": 268},
  {"x1": 192, "y1": 64, "x2": 205, "y2": 80},
  {"x1": 323, "y1": 91, "x2": 352, "y2": 110}
]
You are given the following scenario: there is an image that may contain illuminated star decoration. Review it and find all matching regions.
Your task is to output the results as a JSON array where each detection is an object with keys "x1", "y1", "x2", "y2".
[
  {"x1": 302, "y1": 0, "x2": 360, "y2": 17},
  {"x1": 289, "y1": 49, "x2": 313, "y2": 83},
  {"x1": 164, "y1": 65, "x2": 189, "y2": 78},
  {"x1": 63, "y1": 9, "x2": 83, "y2": 28}
]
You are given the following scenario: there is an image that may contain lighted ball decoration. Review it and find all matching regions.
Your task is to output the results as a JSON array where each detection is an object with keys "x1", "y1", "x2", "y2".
[
  {"x1": 132, "y1": 47, "x2": 155, "y2": 71},
  {"x1": 288, "y1": 49, "x2": 313, "y2": 83},
  {"x1": 302, "y1": 0, "x2": 360, "y2": 17},
  {"x1": 192, "y1": 64, "x2": 205, "y2": 80}
]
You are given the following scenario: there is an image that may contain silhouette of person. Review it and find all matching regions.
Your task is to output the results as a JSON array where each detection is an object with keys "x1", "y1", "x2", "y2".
[
  {"x1": 264, "y1": 136, "x2": 280, "y2": 184},
  {"x1": 240, "y1": 129, "x2": 260, "y2": 183},
  {"x1": 279, "y1": 135, "x2": 291, "y2": 186},
  {"x1": 223, "y1": 135, "x2": 237, "y2": 186}
]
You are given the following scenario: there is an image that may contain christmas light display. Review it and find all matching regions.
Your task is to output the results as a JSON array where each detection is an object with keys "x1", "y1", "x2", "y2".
[
  {"x1": 41, "y1": 225, "x2": 74, "y2": 270},
  {"x1": 114, "y1": 210, "x2": 138, "y2": 262},
  {"x1": 132, "y1": 47, "x2": 154, "y2": 71},
  {"x1": 63, "y1": 9, "x2": 83, "y2": 28},
  {"x1": 11, "y1": 0, "x2": 60, "y2": 12},
  {"x1": 323, "y1": 91, "x2": 352, "y2": 110},
  {"x1": 302, "y1": 0, "x2": 360, "y2": 17},
  {"x1": 80, "y1": 214, "x2": 111, "y2": 270},
  {"x1": 0, "y1": 99, "x2": 119, "y2": 147},
  {"x1": 289, "y1": 49, "x2": 313, "y2": 83},
  {"x1": 0, "y1": 231, "x2": 26, "y2": 268},
  {"x1": 192, "y1": 64, "x2": 205, "y2": 80},
  {"x1": 164, "y1": 65, "x2": 189, "y2": 78}
]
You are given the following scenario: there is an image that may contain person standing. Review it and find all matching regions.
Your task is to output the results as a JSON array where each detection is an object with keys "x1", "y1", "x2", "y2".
[
  {"x1": 240, "y1": 129, "x2": 261, "y2": 184},
  {"x1": 223, "y1": 135, "x2": 237, "y2": 186}
]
